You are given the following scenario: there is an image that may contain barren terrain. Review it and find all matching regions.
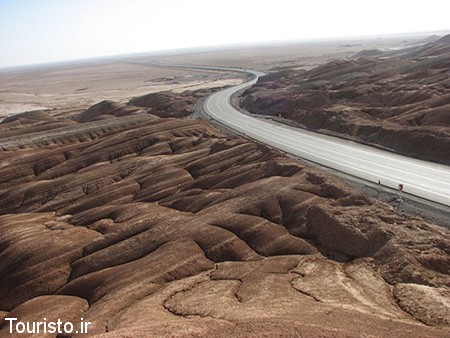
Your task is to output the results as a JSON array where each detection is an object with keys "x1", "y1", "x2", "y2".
[
  {"x1": 0, "y1": 88, "x2": 449, "y2": 337},
  {"x1": 0, "y1": 35, "x2": 429, "y2": 121},
  {"x1": 0, "y1": 61, "x2": 241, "y2": 120},
  {"x1": 0, "y1": 36, "x2": 449, "y2": 337},
  {"x1": 241, "y1": 35, "x2": 450, "y2": 164}
]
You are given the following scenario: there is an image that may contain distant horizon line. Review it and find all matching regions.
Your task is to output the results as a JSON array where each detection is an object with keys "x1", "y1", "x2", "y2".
[{"x1": 1, "y1": 29, "x2": 449, "y2": 71}]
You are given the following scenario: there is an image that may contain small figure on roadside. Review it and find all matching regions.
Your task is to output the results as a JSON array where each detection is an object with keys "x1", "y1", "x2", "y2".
[{"x1": 395, "y1": 183, "x2": 404, "y2": 213}]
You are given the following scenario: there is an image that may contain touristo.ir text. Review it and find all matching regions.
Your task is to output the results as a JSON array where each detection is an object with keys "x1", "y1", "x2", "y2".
[{"x1": 4, "y1": 317, "x2": 91, "y2": 335}]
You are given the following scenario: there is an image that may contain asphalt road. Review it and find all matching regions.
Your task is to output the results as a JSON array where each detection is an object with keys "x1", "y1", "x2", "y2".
[{"x1": 203, "y1": 70, "x2": 450, "y2": 207}]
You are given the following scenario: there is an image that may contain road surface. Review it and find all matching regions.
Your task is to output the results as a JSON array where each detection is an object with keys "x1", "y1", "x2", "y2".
[{"x1": 203, "y1": 69, "x2": 450, "y2": 207}]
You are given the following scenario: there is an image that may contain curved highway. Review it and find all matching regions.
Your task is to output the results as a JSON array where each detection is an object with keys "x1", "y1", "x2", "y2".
[{"x1": 203, "y1": 69, "x2": 450, "y2": 207}]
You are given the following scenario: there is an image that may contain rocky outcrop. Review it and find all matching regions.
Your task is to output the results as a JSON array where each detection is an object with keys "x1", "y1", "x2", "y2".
[
  {"x1": 128, "y1": 91, "x2": 196, "y2": 118},
  {"x1": 74, "y1": 100, "x2": 143, "y2": 122},
  {"x1": 306, "y1": 204, "x2": 392, "y2": 259},
  {"x1": 394, "y1": 283, "x2": 450, "y2": 326}
]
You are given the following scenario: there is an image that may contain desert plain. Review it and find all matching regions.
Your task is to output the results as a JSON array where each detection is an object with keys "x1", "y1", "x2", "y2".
[{"x1": 0, "y1": 35, "x2": 449, "y2": 337}]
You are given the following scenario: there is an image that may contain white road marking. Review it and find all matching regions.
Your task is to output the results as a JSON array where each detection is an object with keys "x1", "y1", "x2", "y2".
[{"x1": 203, "y1": 69, "x2": 450, "y2": 207}]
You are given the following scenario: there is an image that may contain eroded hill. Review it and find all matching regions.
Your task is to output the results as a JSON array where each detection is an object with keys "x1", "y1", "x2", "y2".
[
  {"x1": 0, "y1": 91, "x2": 449, "y2": 337},
  {"x1": 241, "y1": 35, "x2": 450, "y2": 164}
]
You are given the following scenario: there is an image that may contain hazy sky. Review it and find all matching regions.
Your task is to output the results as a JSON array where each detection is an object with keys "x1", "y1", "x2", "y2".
[{"x1": 0, "y1": 0, "x2": 449, "y2": 67}]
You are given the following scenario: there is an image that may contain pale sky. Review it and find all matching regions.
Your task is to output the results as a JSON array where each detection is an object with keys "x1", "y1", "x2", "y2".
[{"x1": 0, "y1": 0, "x2": 449, "y2": 68}]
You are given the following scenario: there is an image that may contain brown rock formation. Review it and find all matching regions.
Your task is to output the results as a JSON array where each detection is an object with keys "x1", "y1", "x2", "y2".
[
  {"x1": 0, "y1": 92, "x2": 449, "y2": 337},
  {"x1": 241, "y1": 35, "x2": 450, "y2": 164},
  {"x1": 74, "y1": 90, "x2": 203, "y2": 123}
]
